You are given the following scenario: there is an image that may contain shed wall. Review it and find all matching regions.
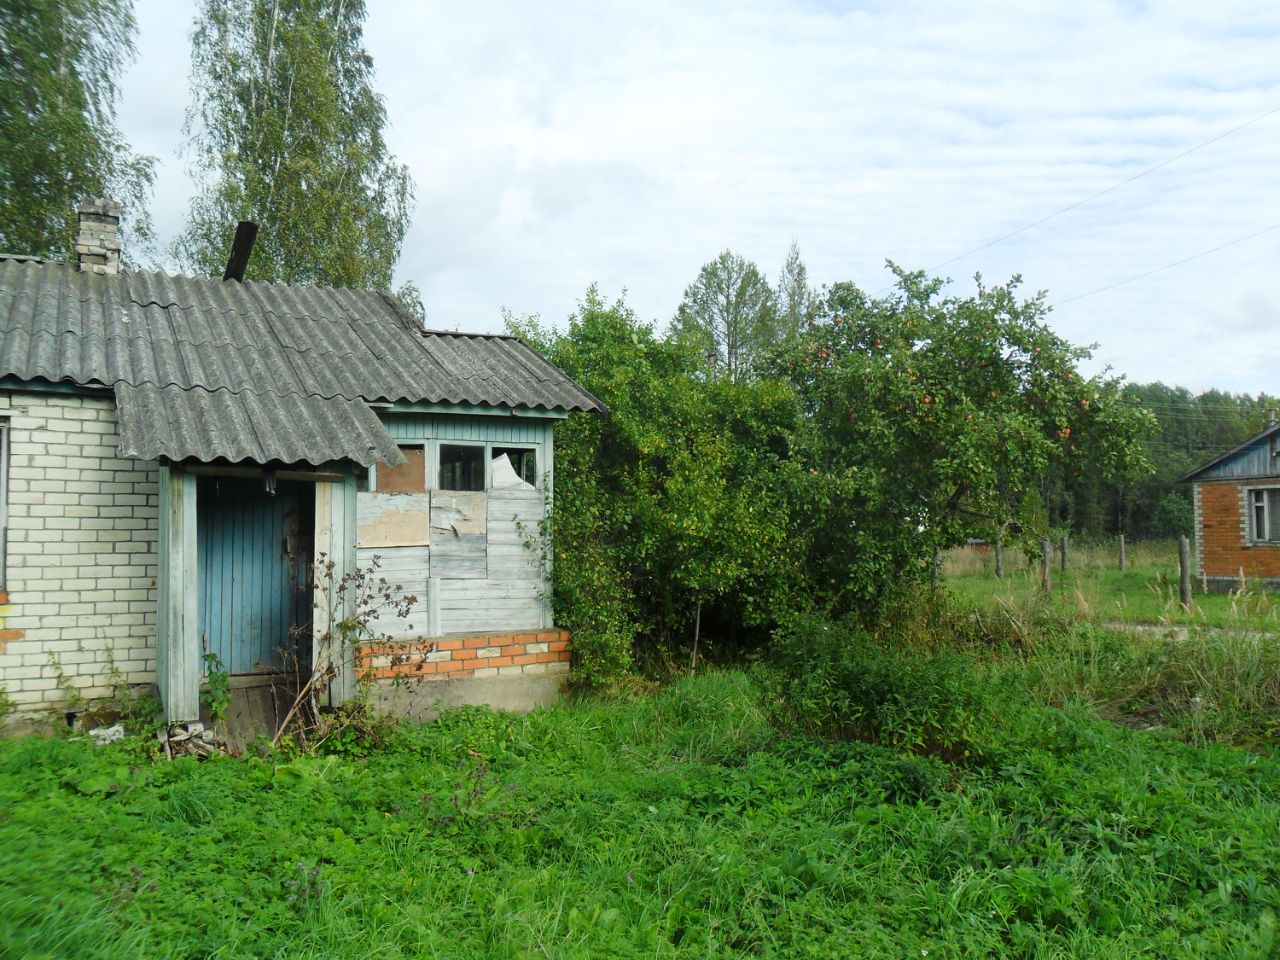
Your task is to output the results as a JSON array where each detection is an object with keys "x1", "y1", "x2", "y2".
[
  {"x1": 358, "y1": 413, "x2": 554, "y2": 642},
  {"x1": 0, "y1": 390, "x2": 158, "y2": 716},
  {"x1": 1195, "y1": 479, "x2": 1280, "y2": 586}
]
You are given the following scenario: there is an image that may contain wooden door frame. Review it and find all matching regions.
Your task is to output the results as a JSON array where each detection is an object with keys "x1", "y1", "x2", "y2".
[{"x1": 157, "y1": 461, "x2": 358, "y2": 723}]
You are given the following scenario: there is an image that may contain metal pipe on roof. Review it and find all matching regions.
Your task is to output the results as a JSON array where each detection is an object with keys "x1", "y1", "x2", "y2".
[{"x1": 222, "y1": 221, "x2": 259, "y2": 282}]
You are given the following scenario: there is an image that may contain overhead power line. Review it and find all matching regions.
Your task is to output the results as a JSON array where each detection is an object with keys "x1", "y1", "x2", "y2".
[
  {"x1": 928, "y1": 104, "x2": 1280, "y2": 273},
  {"x1": 1049, "y1": 222, "x2": 1280, "y2": 308}
]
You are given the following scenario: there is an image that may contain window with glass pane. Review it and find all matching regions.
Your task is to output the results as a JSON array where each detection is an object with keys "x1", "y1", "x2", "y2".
[
  {"x1": 1252, "y1": 488, "x2": 1280, "y2": 542},
  {"x1": 492, "y1": 446, "x2": 537, "y2": 486},
  {"x1": 439, "y1": 444, "x2": 485, "y2": 491}
]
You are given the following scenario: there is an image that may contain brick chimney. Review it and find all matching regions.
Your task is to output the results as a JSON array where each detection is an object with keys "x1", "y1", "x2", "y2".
[{"x1": 75, "y1": 199, "x2": 122, "y2": 275}]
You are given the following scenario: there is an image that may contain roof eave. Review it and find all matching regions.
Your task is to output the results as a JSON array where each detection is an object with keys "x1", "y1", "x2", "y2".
[{"x1": 1179, "y1": 422, "x2": 1280, "y2": 483}]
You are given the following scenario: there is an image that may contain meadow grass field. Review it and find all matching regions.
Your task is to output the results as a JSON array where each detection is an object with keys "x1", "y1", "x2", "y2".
[
  {"x1": 944, "y1": 538, "x2": 1280, "y2": 631},
  {"x1": 2, "y1": 612, "x2": 1279, "y2": 959}
]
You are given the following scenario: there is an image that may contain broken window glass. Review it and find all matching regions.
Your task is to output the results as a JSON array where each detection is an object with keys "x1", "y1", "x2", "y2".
[{"x1": 491, "y1": 447, "x2": 537, "y2": 488}]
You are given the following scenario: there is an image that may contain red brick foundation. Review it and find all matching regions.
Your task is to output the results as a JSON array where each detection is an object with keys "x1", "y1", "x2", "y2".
[{"x1": 357, "y1": 628, "x2": 570, "y2": 682}]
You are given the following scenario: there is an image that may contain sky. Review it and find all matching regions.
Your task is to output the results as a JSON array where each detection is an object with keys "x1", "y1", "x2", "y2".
[{"x1": 117, "y1": 0, "x2": 1280, "y2": 394}]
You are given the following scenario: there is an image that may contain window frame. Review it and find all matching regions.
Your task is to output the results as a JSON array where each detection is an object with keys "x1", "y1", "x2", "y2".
[
  {"x1": 367, "y1": 438, "x2": 545, "y2": 494},
  {"x1": 370, "y1": 443, "x2": 426, "y2": 493},
  {"x1": 489, "y1": 443, "x2": 539, "y2": 489},
  {"x1": 1248, "y1": 485, "x2": 1280, "y2": 544},
  {"x1": 436, "y1": 440, "x2": 488, "y2": 493}
]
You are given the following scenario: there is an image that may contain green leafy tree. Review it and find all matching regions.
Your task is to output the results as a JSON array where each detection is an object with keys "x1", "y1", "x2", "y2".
[
  {"x1": 176, "y1": 0, "x2": 413, "y2": 289},
  {"x1": 0, "y1": 0, "x2": 155, "y2": 260},
  {"x1": 772, "y1": 266, "x2": 1153, "y2": 614},
  {"x1": 514, "y1": 288, "x2": 803, "y2": 682},
  {"x1": 672, "y1": 250, "x2": 779, "y2": 381}
]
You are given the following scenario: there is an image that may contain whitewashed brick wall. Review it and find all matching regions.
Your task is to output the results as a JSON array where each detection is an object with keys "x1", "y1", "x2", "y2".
[{"x1": 0, "y1": 390, "x2": 158, "y2": 717}]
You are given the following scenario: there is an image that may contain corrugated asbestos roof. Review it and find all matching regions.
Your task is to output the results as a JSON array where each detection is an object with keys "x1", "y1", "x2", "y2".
[
  {"x1": 115, "y1": 384, "x2": 404, "y2": 466},
  {"x1": 0, "y1": 258, "x2": 604, "y2": 465}
]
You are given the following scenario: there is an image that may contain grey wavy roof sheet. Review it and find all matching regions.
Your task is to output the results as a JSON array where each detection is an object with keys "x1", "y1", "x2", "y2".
[
  {"x1": 0, "y1": 258, "x2": 603, "y2": 465},
  {"x1": 115, "y1": 383, "x2": 405, "y2": 467}
]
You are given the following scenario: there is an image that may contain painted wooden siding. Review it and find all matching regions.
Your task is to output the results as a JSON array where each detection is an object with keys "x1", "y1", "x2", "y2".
[
  {"x1": 431, "y1": 491, "x2": 487, "y2": 579},
  {"x1": 356, "y1": 545, "x2": 433, "y2": 637},
  {"x1": 354, "y1": 413, "x2": 554, "y2": 638},
  {"x1": 1196, "y1": 434, "x2": 1280, "y2": 481},
  {"x1": 384, "y1": 414, "x2": 546, "y2": 445},
  {"x1": 157, "y1": 464, "x2": 200, "y2": 723},
  {"x1": 313, "y1": 467, "x2": 359, "y2": 703},
  {"x1": 438, "y1": 489, "x2": 548, "y2": 634}
]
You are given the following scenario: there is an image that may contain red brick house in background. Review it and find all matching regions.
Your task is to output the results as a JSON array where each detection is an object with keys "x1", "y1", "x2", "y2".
[{"x1": 1182, "y1": 420, "x2": 1280, "y2": 591}]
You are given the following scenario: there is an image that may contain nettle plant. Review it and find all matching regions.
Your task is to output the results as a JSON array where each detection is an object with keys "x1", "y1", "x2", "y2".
[{"x1": 272, "y1": 553, "x2": 426, "y2": 752}]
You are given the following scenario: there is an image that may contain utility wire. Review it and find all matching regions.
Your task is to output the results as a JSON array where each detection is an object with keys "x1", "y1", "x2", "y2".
[
  {"x1": 928, "y1": 104, "x2": 1280, "y2": 273},
  {"x1": 1049, "y1": 222, "x2": 1280, "y2": 307}
]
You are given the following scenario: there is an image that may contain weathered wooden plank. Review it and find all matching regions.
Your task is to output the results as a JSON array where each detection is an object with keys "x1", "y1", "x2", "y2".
[
  {"x1": 367, "y1": 607, "x2": 434, "y2": 638},
  {"x1": 357, "y1": 492, "x2": 430, "y2": 548},
  {"x1": 488, "y1": 560, "x2": 540, "y2": 579},
  {"x1": 488, "y1": 488, "x2": 543, "y2": 506},
  {"x1": 431, "y1": 554, "x2": 487, "y2": 580},
  {"x1": 158, "y1": 464, "x2": 200, "y2": 723},
  {"x1": 317, "y1": 467, "x2": 360, "y2": 704},
  {"x1": 430, "y1": 491, "x2": 487, "y2": 579},
  {"x1": 438, "y1": 578, "x2": 542, "y2": 599},
  {"x1": 443, "y1": 611, "x2": 541, "y2": 630},
  {"x1": 440, "y1": 600, "x2": 545, "y2": 615},
  {"x1": 357, "y1": 545, "x2": 430, "y2": 576},
  {"x1": 483, "y1": 547, "x2": 535, "y2": 563}
]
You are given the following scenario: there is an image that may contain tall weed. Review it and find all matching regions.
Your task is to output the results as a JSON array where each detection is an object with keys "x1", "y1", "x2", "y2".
[
  {"x1": 1023, "y1": 625, "x2": 1280, "y2": 748},
  {"x1": 767, "y1": 614, "x2": 998, "y2": 761}
]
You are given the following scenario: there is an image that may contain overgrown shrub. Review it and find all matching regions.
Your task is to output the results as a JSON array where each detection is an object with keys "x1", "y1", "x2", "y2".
[{"x1": 766, "y1": 614, "x2": 997, "y2": 762}]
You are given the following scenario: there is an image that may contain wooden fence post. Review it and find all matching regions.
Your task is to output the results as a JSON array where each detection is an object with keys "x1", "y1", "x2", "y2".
[
  {"x1": 1039, "y1": 538, "x2": 1051, "y2": 594},
  {"x1": 1178, "y1": 536, "x2": 1192, "y2": 612},
  {"x1": 1059, "y1": 535, "x2": 1069, "y2": 573},
  {"x1": 1118, "y1": 533, "x2": 1126, "y2": 572},
  {"x1": 994, "y1": 536, "x2": 1004, "y2": 580}
]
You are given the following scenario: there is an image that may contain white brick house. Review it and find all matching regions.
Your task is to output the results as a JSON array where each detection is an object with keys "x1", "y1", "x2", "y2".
[
  {"x1": 0, "y1": 391, "x2": 158, "y2": 711},
  {"x1": 0, "y1": 202, "x2": 602, "y2": 726}
]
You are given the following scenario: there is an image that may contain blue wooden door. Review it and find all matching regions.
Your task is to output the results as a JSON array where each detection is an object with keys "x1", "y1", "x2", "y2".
[{"x1": 197, "y1": 477, "x2": 313, "y2": 674}]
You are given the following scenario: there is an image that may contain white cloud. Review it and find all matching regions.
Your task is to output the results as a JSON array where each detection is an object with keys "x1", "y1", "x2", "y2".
[{"x1": 119, "y1": 0, "x2": 1280, "y2": 391}]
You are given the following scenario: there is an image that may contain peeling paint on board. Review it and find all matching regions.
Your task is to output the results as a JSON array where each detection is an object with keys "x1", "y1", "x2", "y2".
[
  {"x1": 358, "y1": 493, "x2": 432, "y2": 548},
  {"x1": 430, "y1": 492, "x2": 487, "y2": 538}
]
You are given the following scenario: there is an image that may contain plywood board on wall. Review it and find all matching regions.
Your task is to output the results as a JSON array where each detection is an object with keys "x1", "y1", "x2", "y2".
[
  {"x1": 430, "y1": 492, "x2": 487, "y2": 537},
  {"x1": 431, "y1": 491, "x2": 487, "y2": 579},
  {"x1": 357, "y1": 493, "x2": 431, "y2": 548}
]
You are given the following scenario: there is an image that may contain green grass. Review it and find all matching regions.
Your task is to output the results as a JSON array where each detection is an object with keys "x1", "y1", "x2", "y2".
[
  {"x1": 945, "y1": 539, "x2": 1280, "y2": 630},
  {"x1": 2, "y1": 665, "x2": 1279, "y2": 958}
]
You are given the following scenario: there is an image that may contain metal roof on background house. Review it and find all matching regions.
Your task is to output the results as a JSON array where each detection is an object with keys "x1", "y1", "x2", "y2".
[{"x1": 0, "y1": 258, "x2": 604, "y2": 465}]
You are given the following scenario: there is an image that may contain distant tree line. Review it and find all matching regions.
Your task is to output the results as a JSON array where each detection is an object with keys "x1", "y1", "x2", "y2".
[{"x1": 1043, "y1": 384, "x2": 1280, "y2": 542}]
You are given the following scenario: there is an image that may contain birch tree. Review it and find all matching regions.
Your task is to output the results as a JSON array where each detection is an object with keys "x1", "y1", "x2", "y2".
[
  {"x1": 775, "y1": 239, "x2": 818, "y2": 339},
  {"x1": 0, "y1": 0, "x2": 155, "y2": 260},
  {"x1": 672, "y1": 250, "x2": 778, "y2": 381},
  {"x1": 176, "y1": 0, "x2": 413, "y2": 290}
]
